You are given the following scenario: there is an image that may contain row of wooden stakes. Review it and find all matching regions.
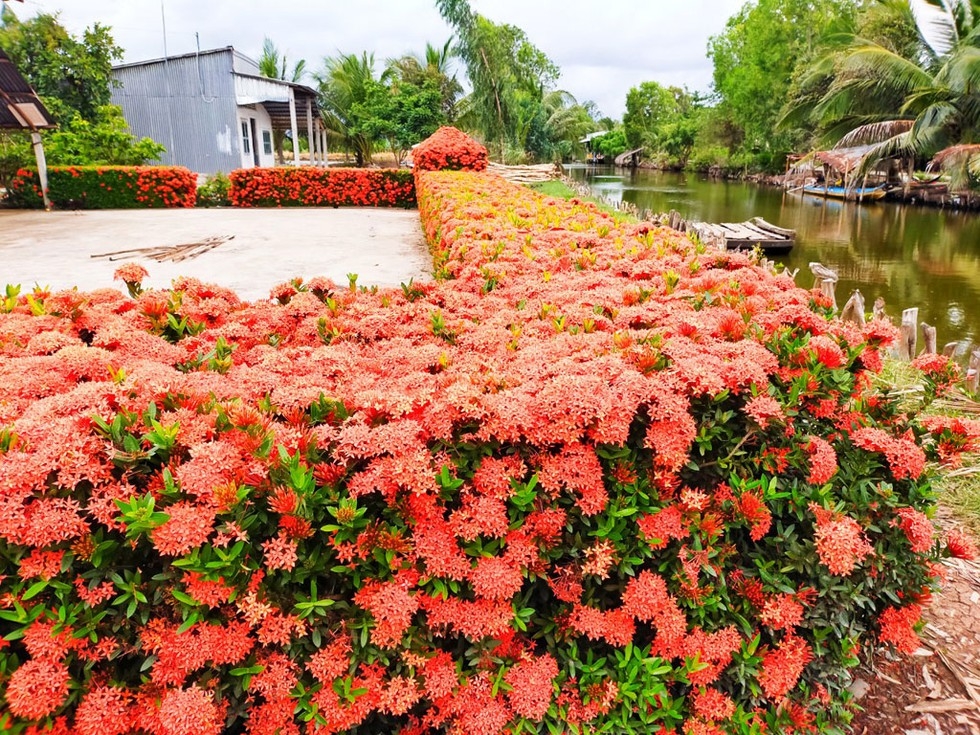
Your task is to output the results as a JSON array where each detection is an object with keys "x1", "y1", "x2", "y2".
[{"x1": 810, "y1": 262, "x2": 980, "y2": 393}]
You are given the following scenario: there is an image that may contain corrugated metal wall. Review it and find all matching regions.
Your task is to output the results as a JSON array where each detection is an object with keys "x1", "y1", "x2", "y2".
[{"x1": 111, "y1": 49, "x2": 240, "y2": 175}]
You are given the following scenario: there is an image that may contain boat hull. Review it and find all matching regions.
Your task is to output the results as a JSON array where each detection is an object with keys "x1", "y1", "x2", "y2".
[{"x1": 802, "y1": 185, "x2": 886, "y2": 201}]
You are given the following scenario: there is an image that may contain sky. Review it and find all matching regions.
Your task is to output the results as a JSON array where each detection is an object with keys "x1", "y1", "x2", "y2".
[{"x1": 5, "y1": 0, "x2": 747, "y2": 119}]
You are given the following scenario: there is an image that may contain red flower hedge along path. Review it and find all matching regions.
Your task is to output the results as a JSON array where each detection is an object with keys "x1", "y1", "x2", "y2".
[
  {"x1": 1, "y1": 128, "x2": 979, "y2": 735},
  {"x1": 8, "y1": 166, "x2": 197, "y2": 209},
  {"x1": 228, "y1": 167, "x2": 416, "y2": 208}
]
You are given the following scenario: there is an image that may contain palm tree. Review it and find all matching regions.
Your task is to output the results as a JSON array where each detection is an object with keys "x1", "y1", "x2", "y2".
[
  {"x1": 800, "y1": 0, "x2": 980, "y2": 189},
  {"x1": 387, "y1": 39, "x2": 462, "y2": 121},
  {"x1": 315, "y1": 52, "x2": 377, "y2": 166},
  {"x1": 258, "y1": 38, "x2": 307, "y2": 164}
]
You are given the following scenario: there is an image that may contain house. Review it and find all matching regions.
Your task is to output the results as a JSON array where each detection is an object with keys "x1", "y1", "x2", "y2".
[{"x1": 111, "y1": 46, "x2": 326, "y2": 175}]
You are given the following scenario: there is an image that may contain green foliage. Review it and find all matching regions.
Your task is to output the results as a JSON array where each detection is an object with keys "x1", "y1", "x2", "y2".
[
  {"x1": 707, "y1": 0, "x2": 856, "y2": 172},
  {"x1": 350, "y1": 78, "x2": 447, "y2": 162},
  {"x1": 0, "y1": 10, "x2": 122, "y2": 124},
  {"x1": 316, "y1": 52, "x2": 379, "y2": 166},
  {"x1": 623, "y1": 83, "x2": 704, "y2": 167},
  {"x1": 785, "y1": 0, "x2": 980, "y2": 189},
  {"x1": 594, "y1": 129, "x2": 628, "y2": 158},
  {"x1": 387, "y1": 38, "x2": 463, "y2": 123},
  {"x1": 437, "y1": 0, "x2": 593, "y2": 161},
  {"x1": 196, "y1": 172, "x2": 231, "y2": 208}
]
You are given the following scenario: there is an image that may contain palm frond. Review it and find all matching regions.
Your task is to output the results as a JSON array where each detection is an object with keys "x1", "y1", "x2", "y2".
[
  {"x1": 837, "y1": 119, "x2": 914, "y2": 147},
  {"x1": 839, "y1": 45, "x2": 935, "y2": 95},
  {"x1": 928, "y1": 142, "x2": 980, "y2": 190}
]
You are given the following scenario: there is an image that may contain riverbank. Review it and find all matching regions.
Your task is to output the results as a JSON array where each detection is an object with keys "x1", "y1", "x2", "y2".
[{"x1": 564, "y1": 165, "x2": 980, "y2": 348}]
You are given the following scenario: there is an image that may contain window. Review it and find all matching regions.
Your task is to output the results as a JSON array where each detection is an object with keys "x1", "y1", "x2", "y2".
[
  {"x1": 262, "y1": 130, "x2": 273, "y2": 156},
  {"x1": 241, "y1": 120, "x2": 251, "y2": 155}
]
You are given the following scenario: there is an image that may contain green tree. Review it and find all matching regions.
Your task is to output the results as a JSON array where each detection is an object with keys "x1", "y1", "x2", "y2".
[
  {"x1": 0, "y1": 10, "x2": 163, "y2": 190},
  {"x1": 258, "y1": 37, "x2": 308, "y2": 164},
  {"x1": 387, "y1": 39, "x2": 463, "y2": 122},
  {"x1": 708, "y1": 0, "x2": 856, "y2": 171},
  {"x1": 350, "y1": 77, "x2": 447, "y2": 163},
  {"x1": 792, "y1": 0, "x2": 980, "y2": 189},
  {"x1": 0, "y1": 10, "x2": 122, "y2": 124},
  {"x1": 315, "y1": 52, "x2": 379, "y2": 166},
  {"x1": 436, "y1": 0, "x2": 559, "y2": 159}
]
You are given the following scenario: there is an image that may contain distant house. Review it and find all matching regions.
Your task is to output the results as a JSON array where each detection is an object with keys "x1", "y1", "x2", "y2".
[{"x1": 111, "y1": 46, "x2": 325, "y2": 175}]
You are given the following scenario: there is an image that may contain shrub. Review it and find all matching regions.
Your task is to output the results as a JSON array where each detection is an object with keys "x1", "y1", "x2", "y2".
[
  {"x1": 7, "y1": 165, "x2": 197, "y2": 209},
  {"x1": 228, "y1": 167, "x2": 416, "y2": 208},
  {"x1": 196, "y1": 172, "x2": 231, "y2": 208},
  {"x1": 411, "y1": 125, "x2": 489, "y2": 172},
  {"x1": 0, "y1": 145, "x2": 975, "y2": 734}
]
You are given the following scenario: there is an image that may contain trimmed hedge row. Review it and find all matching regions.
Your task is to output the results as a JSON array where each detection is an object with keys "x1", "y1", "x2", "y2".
[
  {"x1": 228, "y1": 167, "x2": 416, "y2": 208},
  {"x1": 0, "y1": 128, "x2": 977, "y2": 735},
  {"x1": 7, "y1": 166, "x2": 197, "y2": 209}
]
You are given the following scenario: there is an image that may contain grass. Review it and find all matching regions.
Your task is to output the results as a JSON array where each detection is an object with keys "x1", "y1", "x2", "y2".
[
  {"x1": 529, "y1": 180, "x2": 636, "y2": 223},
  {"x1": 876, "y1": 359, "x2": 980, "y2": 535}
]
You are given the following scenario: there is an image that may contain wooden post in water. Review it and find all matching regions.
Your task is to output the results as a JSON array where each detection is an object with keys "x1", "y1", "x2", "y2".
[
  {"x1": 920, "y1": 322, "x2": 937, "y2": 354},
  {"x1": 840, "y1": 290, "x2": 866, "y2": 327},
  {"x1": 809, "y1": 262, "x2": 839, "y2": 310},
  {"x1": 873, "y1": 297, "x2": 888, "y2": 322},
  {"x1": 899, "y1": 308, "x2": 918, "y2": 360},
  {"x1": 967, "y1": 349, "x2": 980, "y2": 394}
]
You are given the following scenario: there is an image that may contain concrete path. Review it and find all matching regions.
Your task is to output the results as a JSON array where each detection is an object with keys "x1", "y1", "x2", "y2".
[{"x1": 0, "y1": 208, "x2": 430, "y2": 301}]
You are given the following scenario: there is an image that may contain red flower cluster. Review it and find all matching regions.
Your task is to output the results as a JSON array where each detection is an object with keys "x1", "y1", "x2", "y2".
[
  {"x1": 228, "y1": 167, "x2": 416, "y2": 208},
  {"x1": 9, "y1": 166, "x2": 196, "y2": 209},
  {"x1": 411, "y1": 126, "x2": 489, "y2": 172}
]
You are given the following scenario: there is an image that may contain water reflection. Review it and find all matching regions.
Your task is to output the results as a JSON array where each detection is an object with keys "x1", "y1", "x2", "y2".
[{"x1": 567, "y1": 166, "x2": 980, "y2": 344}]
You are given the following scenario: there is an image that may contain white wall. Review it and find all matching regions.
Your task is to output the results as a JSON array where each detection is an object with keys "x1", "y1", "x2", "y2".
[{"x1": 236, "y1": 104, "x2": 276, "y2": 169}]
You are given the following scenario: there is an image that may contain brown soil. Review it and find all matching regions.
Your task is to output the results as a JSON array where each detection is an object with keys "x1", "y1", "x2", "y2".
[{"x1": 850, "y1": 512, "x2": 980, "y2": 735}]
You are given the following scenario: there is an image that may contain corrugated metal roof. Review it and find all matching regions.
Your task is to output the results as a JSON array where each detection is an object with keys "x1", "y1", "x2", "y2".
[{"x1": 0, "y1": 46, "x2": 56, "y2": 130}]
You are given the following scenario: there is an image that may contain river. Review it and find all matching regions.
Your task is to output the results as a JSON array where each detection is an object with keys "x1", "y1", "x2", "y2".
[{"x1": 566, "y1": 166, "x2": 980, "y2": 349}]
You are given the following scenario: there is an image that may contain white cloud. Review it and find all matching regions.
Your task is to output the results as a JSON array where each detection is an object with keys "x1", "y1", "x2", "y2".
[{"x1": 11, "y1": 0, "x2": 744, "y2": 117}]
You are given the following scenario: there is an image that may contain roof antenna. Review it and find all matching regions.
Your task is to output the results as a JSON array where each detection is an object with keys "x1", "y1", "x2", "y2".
[
  {"x1": 196, "y1": 31, "x2": 216, "y2": 102},
  {"x1": 160, "y1": 0, "x2": 177, "y2": 163}
]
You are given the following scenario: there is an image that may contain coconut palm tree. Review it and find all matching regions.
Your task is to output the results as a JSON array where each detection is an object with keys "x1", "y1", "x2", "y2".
[
  {"x1": 387, "y1": 39, "x2": 462, "y2": 121},
  {"x1": 802, "y1": 0, "x2": 980, "y2": 188},
  {"x1": 315, "y1": 52, "x2": 377, "y2": 166},
  {"x1": 258, "y1": 38, "x2": 307, "y2": 164}
]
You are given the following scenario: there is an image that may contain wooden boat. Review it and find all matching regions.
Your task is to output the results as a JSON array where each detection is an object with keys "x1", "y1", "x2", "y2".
[
  {"x1": 685, "y1": 217, "x2": 795, "y2": 255},
  {"x1": 802, "y1": 184, "x2": 887, "y2": 201}
]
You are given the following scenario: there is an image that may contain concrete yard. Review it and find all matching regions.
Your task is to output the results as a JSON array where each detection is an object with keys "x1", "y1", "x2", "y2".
[{"x1": 0, "y1": 207, "x2": 431, "y2": 301}]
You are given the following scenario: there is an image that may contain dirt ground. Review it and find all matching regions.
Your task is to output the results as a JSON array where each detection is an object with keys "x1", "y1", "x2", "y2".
[
  {"x1": 851, "y1": 511, "x2": 980, "y2": 735},
  {"x1": 0, "y1": 207, "x2": 429, "y2": 301}
]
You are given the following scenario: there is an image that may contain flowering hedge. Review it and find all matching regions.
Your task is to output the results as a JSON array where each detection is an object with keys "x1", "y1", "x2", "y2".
[
  {"x1": 7, "y1": 166, "x2": 197, "y2": 209},
  {"x1": 1, "y1": 127, "x2": 978, "y2": 734},
  {"x1": 411, "y1": 126, "x2": 488, "y2": 172},
  {"x1": 228, "y1": 168, "x2": 416, "y2": 208}
]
